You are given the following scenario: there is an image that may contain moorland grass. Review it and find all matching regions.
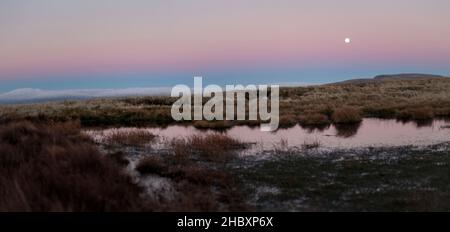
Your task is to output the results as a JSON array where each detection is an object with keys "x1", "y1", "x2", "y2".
[
  {"x1": 1, "y1": 78, "x2": 449, "y2": 128},
  {"x1": 167, "y1": 134, "x2": 246, "y2": 162},
  {"x1": 0, "y1": 121, "x2": 247, "y2": 211},
  {"x1": 331, "y1": 106, "x2": 362, "y2": 124},
  {"x1": 105, "y1": 129, "x2": 157, "y2": 146},
  {"x1": 134, "y1": 133, "x2": 249, "y2": 211},
  {"x1": 0, "y1": 121, "x2": 145, "y2": 211}
]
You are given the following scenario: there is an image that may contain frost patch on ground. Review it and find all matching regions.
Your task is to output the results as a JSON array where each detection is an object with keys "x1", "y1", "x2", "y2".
[{"x1": 138, "y1": 174, "x2": 176, "y2": 201}]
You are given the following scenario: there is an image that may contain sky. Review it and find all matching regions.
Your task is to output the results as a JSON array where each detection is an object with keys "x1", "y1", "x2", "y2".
[{"x1": 1, "y1": 0, "x2": 450, "y2": 93}]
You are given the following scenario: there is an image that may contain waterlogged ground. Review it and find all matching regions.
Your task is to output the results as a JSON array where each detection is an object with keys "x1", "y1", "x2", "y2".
[
  {"x1": 85, "y1": 118, "x2": 450, "y2": 211},
  {"x1": 233, "y1": 143, "x2": 450, "y2": 211},
  {"x1": 87, "y1": 118, "x2": 450, "y2": 150}
]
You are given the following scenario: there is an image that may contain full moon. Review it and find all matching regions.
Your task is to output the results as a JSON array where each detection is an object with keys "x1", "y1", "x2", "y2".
[{"x1": 345, "y1": 38, "x2": 351, "y2": 44}]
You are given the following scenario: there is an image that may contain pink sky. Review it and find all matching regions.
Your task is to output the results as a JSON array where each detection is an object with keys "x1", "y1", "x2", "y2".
[{"x1": 0, "y1": 0, "x2": 449, "y2": 90}]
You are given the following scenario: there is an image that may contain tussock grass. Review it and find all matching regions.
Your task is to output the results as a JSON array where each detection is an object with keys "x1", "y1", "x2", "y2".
[
  {"x1": 105, "y1": 130, "x2": 156, "y2": 146},
  {"x1": 134, "y1": 134, "x2": 249, "y2": 211},
  {"x1": 398, "y1": 107, "x2": 434, "y2": 120},
  {"x1": 298, "y1": 113, "x2": 330, "y2": 126},
  {"x1": 0, "y1": 121, "x2": 145, "y2": 211},
  {"x1": 168, "y1": 134, "x2": 246, "y2": 162},
  {"x1": 331, "y1": 106, "x2": 362, "y2": 124},
  {"x1": 281, "y1": 78, "x2": 450, "y2": 125},
  {"x1": 278, "y1": 115, "x2": 298, "y2": 128},
  {"x1": 0, "y1": 121, "x2": 245, "y2": 211},
  {"x1": 1, "y1": 78, "x2": 450, "y2": 128}
]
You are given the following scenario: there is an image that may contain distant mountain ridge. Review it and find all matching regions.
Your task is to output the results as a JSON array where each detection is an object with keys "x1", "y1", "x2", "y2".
[
  {"x1": 0, "y1": 73, "x2": 448, "y2": 104},
  {"x1": 0, "y1": 87, "x2": 171, "y2": 104},
  {"x1": 374, "y1": 73, "x2": 448, "y2": 80},
  {"x1": 332, "y1": 73, "x2": 449, "y2": 85}
]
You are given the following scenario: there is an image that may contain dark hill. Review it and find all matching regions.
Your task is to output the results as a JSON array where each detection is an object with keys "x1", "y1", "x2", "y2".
[{"x1": 332, "y1": 73, "x2": 449, "y2": 85}]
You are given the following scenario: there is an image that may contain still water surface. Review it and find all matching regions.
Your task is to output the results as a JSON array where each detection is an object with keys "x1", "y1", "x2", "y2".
[{"x1": 87, "y1": 118, "x2": 450, "y2": 149}]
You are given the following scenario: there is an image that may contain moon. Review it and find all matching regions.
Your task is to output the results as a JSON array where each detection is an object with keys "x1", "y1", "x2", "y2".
[{"x1": 345, "y1": 38, "x2": 351, "y2": 44}]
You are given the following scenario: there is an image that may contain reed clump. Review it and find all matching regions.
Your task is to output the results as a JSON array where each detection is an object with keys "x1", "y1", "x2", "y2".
[
  {"x1": 331, "y1": 106, "x2": 362, "y2": 124},
  {"x1": 105, "y1": 130, "x2": 157, "y2": 146}
]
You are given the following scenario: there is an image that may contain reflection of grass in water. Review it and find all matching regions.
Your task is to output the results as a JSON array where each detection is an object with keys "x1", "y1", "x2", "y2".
[
  {"x1": 234, "y1": 145, "x2": 450, "y2": 211},
  {"x1": 301, "y1": 139, "x2": 321, "y2": 150},
  {"x1": 334, "y1": 122, "x2": 362, "y2": 138}
]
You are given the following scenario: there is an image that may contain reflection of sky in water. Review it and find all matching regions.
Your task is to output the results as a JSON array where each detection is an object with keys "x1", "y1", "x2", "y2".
[{"x1": 87, "y1": 119, "x2": 450, "y2": 149}]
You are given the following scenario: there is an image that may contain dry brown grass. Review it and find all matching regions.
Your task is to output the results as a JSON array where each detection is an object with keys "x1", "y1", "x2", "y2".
[
  {"x1": 278, "y1": 115, "x2": 298, "y2": 128},
  {"x1": 105, "y1": 130, "x2": 156, "y2": 146},
  {"x1": 0, "y1": 121, "x2": 247, "y2": 211},
  {"x1": 331, "y1": 106, "x2": 362, "y2": 124},
  {"x1": 132, "y1": 133, "x2": 249, "y2": 211},
  {"x1": 281, "y1": 78, "x2": 450, "y2": 125},
  {"x1": 299, "y1": 113, "x2": 330, "y2": 126},
  {"x1": 1, "y1": 78, "x2": 449, "y2": 128},
  {"x1": 0, "y1": 121, "x2": 146, "y2": 211},
  {"x1": 398, "y1": 107, "x2": 434, "y2": 120},
  {"x1": 168, "y1": 134, "x2": 245, "y2": 162}
]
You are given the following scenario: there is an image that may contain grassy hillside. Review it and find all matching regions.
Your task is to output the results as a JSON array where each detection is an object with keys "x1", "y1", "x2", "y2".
[{"x1": 1, "y1": 77, "x2": 449, "y2": 128}]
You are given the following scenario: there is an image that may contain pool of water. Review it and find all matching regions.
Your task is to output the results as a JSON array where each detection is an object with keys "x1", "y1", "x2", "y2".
[{"x1": 86, "y1": 118, "x2": 450, "y2": 149}]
